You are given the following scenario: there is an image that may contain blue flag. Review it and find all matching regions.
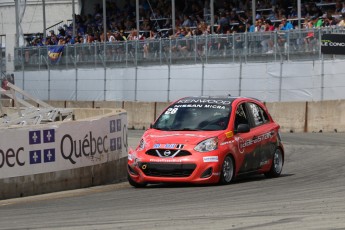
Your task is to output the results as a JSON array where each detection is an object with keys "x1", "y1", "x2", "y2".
[{"x1": 48, "y1": 46, "x2": 64, "y2": 64}]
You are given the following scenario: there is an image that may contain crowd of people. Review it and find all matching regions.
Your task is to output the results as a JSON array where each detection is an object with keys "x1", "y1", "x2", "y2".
[{"x1": 26, "y1": 0, "x2": 345, "y2": 48}]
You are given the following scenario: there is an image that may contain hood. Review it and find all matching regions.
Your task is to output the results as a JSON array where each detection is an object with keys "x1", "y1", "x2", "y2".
[{"x1": 142, "y1": 129, "x2": 224, "y2": 147}]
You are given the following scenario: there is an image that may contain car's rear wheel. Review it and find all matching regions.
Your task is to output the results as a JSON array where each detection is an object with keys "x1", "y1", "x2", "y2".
[
  {"x1": 264, "y1": 148, "x2": 284, "y2": 178},
  {"x1": 127, "y1": 173, "x2": 147, "y2": 188},
  {"x1": 219, "y1": 155, "x2": 235, "y2": 185}
]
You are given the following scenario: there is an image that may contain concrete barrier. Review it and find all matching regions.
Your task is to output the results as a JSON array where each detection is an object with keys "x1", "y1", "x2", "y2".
[
  {"x1": 307, "y1": 100, "x2": 345, "y2": 133},
  {"x1": 0, "y1": 99, "x2": 13, "y2": 107},
  {"x1": 0, "y1": 108, "x2": 128, "y2": 200},
  {"x1": 94, "y1": 101, "x2": 123, "y2": 109},
  {"x1": 266, "y1": 102, "x2": 307, "y2": 133},
  {"x1": 46, "y1": 100, "x2": 66, "y2": 108},
  {"x1": 124, "y1": 101, "x2": 155, "y2": 130},
  {"x1": 66, "y1": 101, "x2": 94, "y2": 108}
]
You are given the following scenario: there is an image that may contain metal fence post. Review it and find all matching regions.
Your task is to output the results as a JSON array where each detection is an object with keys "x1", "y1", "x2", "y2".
[
  {"x1": 159, "y1": 38, "x2": 162, "y2": 65},
  {"x1": 321, "y1": 54, "x2": 324, "y2": 101},
  {"x1": 232, "y1": 34, "x2": 235, "y2": 63},
  {"x1": 274, "y1": 31, "x2": 277, "y2": 62},
  {"x1": 244, "y1": 32, "x2": 248, "y2": 63},
  {"x1": 239, "y1": 57, "x2": 242, "y2": 96},
  {"x1": 169, "y1": 38, "x2": 172, "y2": 66},
  {"x1": 194, "y1": 36, "x2": 197, "y2": 63},
  {"x1": 201, "y1": 61, "x2": 205, "y2": 96},
  {"x1": 167, "y1": 61, "x2": 171, "y2": 102},
  {"x1": 279, "y1": 59, "x2": 283, "y2": 102}
]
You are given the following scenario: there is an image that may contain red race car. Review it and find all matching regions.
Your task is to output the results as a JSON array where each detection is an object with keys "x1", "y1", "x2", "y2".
[{"x1": 128, "y1": 96, "x2": 284, "y2": 187}]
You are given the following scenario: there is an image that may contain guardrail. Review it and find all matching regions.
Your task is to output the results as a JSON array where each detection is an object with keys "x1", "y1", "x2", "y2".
[{"x1": 14, "y1": 27, "x2": 345, "y2": 71}]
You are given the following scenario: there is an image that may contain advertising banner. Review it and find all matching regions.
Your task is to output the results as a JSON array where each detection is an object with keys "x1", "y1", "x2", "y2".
[
  {"x1": 0, "y1": 113, "x2": 128, "y2": 179},
  {"x1": 321, "y1": 34, "x2": 345, "y2": 55}
]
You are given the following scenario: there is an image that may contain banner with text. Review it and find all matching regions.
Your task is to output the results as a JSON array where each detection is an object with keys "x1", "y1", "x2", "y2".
[
  {"x1": 321, "y1": 34, "x2": 345, "y2": 55},
  {"x1": 0, "y1": 113, "x2": 128, "y2": 179}
]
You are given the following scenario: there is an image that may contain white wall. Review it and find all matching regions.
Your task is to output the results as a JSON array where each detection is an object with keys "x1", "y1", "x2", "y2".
[{"x1": 13, "y1": 59, "x2": 345, "y2": 102}]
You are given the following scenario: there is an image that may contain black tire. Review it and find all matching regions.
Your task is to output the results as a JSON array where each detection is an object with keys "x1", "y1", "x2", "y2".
[
  {"x1": 219, "y1": 155, "x2": 235, "y2": 185},
  {"x1": 127, "y1": 173, "x2": 147, "y2": 188},
  {"x1": 264, "y1": 148, "x2": 284, "y2": 178}
]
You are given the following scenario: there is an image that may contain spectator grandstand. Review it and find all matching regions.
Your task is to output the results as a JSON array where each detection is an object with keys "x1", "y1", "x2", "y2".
[{"x1": 24, "y1": 0, "x2": 345, "y2": 47}]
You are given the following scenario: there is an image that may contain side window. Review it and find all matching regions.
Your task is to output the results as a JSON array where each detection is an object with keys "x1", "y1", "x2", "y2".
[
  {"x1": 234, "y1": 103, "x2": 249, "y2": 129},
  {"x1": 248, "y1": 103, "x2": 269, "y2": 127}
]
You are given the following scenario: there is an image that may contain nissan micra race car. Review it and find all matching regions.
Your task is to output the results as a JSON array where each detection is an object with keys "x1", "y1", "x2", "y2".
[{"x1": 128, "y1": 96, "x2": 284, "y2": 187}]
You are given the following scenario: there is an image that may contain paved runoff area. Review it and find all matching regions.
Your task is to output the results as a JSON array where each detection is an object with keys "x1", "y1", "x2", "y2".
[{"x1": 0, "y1": 131, "x2": 345, "y2": 229}]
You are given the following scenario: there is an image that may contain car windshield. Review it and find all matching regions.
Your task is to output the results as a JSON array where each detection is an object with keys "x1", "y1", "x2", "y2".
[{"x1": 153, "y1": 101, "x2": 232, "y2": 131}]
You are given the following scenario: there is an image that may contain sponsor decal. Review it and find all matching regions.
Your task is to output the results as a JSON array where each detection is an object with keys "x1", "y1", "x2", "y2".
[
  {"x1": 29, "y1": 150, "x2": 42, "y2": 164},
  {"x1": 44, "y1": 149, "x2": 56, "y2": 163},
  {"x1": 174, "y1": 104, "x2": 203, "y2": 108},
  {"x1": 236, "y1": 132, "x2": 273, "y2": 153},
  {"x1": 29, "y1": 129, "x2": 57, "y2": 165},
  {"x1": 0, "y1": 147, "x2": 25, "y2": 168},
  {"x1": 204, "y1": 105, "x2": 226, "y2": 109},
  {"x1": 173, "y1": 104, "x2": 226, "y2": 109},
  {"x1": 220, "y1": 141, "x2": 234, "y2": 146},
  {"x1": 1, "y1": 116, "x2": 126, "y2": 179},
  {"x1": 153, "y1": 144, "x2": 184, "y2": 149},
  {"x1": 203, "y1": 156, "x2": 219, "y2": 163},
  {"x1": 110, "y1": 119, "x2": 122, "y2": 133},
  {"x1": 177, "y1": 99, "x2": 232, "y2": 105},
  {"x1": 43, "y1": 129, "x2": 55, "y2": 143},
  {"x1": 321, "y1": 34, "x2": 345, "y2": 55},
  {"x1": 29, "y1": 131, "x2": 41, "y2": 145},
  {"x1": 165, "y1": 144, "x2": 176, "y2": 148},
  {"x1": 60, "y1": 132, "x2": 109, "y2": 164},
  {"x1": 149, "y1": 159, "x2": 182, "y2": 163}
]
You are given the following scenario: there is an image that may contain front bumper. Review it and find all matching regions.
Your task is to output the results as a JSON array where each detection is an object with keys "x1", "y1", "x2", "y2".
[{"x1": 128, "y1": 151, "x2": 222, "y2": 184}]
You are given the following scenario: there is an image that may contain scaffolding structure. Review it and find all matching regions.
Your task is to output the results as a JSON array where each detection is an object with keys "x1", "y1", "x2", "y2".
[{"x1": 0, "y1": 82, "x2": 74, "y2": 127}]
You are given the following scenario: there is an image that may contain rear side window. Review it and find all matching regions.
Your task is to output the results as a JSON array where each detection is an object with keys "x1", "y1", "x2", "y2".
[{"x1": 248, "y1": 103, "x2": 269, "y2": 127}]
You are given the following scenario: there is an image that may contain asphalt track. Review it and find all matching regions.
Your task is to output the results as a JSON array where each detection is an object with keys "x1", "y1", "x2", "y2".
[{"x1": 0, "y1": 130, "x2": 345, "y2": 230}]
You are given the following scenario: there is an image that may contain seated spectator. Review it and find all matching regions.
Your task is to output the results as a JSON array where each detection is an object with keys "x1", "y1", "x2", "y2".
[
  {"x1": 279, "y1": 17, "x2": 293, "y2": 30},
  {"x1": 338, "y1": 13, "x2": 345, "y2": 26},
  {"x1": 57, "y1": 26, "x2": 66, "y2": 38},
  {"x1": 304, "y1": 19, "x2": 316, "y2": 51}
]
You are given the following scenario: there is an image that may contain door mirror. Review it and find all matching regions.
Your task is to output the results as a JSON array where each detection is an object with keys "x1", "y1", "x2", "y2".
[{"x1": 236, "y1": 124, "x2": 250, "y2": 133}]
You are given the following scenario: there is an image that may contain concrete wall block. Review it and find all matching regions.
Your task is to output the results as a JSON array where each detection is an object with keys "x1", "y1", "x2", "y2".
[
  {"x1": 0, "y1": 99, "x2": 13, "y2": 107},
  {"x1": 66, "y1": 101, "x2": 94, "y2": 108},
  {"x1": 307, "y1": 100, "x2": 345, "y2": 133},
  {"x1": 46, "y1": 100, "x2": 66, "y2": 108},
  {"x1": 124, "y1": 101, "x2": 155, "y2": 130},
  {"x1": 266, "y1": 101, "x2": 306, "y2": 133},
  {"x1": 94, "y1": 101, "x2": 123, "y2": 109}
]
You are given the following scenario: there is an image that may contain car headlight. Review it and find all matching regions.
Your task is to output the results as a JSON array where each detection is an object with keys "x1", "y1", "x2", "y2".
[
  {"x1": 194, "y1": 137, "x2": 218, "y2": 152},
  {"x1": 137, "y1": 139, "x2": 146, "y2": 151}
]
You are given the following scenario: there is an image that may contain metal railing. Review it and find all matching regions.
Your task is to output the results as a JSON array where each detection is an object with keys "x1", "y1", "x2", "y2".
[{"x1": 14, "y1": 27, "x2": 345, "y2": 71}]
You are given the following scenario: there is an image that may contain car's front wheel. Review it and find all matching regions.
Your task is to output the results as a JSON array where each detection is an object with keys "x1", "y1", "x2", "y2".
[
  {"x1": 127, "y1": 173, "x2": 147, "y2": 188},
  {"x1": 219, "y1": 155, "x2": 235, "y2": 185},
  {"x1": 264, "y1": 148, "x2": 284, "y2": 178}
]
